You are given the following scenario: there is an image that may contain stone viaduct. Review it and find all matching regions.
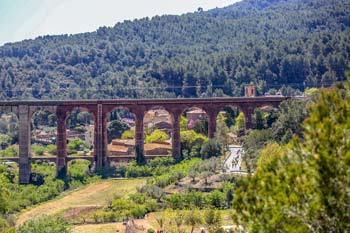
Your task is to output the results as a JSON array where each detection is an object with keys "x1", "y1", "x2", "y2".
[{"x1": 0, "y1": 96, "x2": 289, "y2": 184}]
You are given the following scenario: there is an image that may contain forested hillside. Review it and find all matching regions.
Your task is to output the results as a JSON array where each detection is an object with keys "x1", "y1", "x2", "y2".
[{"x1": 0, "y1": 0, "x2": 349, "y2": 100}]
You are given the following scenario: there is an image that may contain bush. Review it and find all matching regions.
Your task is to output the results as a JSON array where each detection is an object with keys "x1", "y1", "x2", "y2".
[
  {"x1": 200, "y1": 139, "x2": 223, "y2": 159},
  {"x1": 31, "y1": 144, "x2": 45, "y2": 156},
  {"x1": 16, "y1": 215, "x2": 71, "y2": 233},
  {"x1": 145, "y1": 129, "x2": 168, "y2": 143}
]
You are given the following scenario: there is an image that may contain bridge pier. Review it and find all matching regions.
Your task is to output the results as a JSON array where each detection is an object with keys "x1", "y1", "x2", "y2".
[
  {"x1": 18, "y1": 105, "x2": 31, "y2": 184},
  {"x1": 95, "y1": 104, "x2": 106, "y2": 171},
  {"x1": 207, "y1": 110, "x2": 219, "y2": 139},
  {"x1": 56, "y1": 109, "x2": 67, "y2": 178},
  {"x1": 241, "y1": 106, "x2": 254, "y2": 130},
  {"x1": 172, "y1": 111, "x2": 182, "y2": 161},
  {"x1": 134, "y1": 111, "x2": 144, "y2": 160}
]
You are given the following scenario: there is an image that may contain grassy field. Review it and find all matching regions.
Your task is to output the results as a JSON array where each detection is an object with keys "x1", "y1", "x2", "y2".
[
  {"x1": 16, "y1": 178, "x2": 146, "y2": 226},
  {"x1": 72, "y1": 223, "x2": 125, "y2": 233}
]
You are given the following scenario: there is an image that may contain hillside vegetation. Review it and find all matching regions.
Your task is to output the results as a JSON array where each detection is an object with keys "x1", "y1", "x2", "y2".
[{"x1": 0, "y1": 0, "x2": 349, "y2": 100}]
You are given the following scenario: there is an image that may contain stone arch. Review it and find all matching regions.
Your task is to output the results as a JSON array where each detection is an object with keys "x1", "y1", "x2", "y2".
[
  {"x1": 30, "y1": 108, "x2": 58, "y2": 159},
  {"x1": 143, "y1": 106, "x2": 173, "y2": 157},
  {"x1": 65, "y1": 107, "x2": 95, "y2": 159},
  {"x1": 104, "y1": 106, "x2": 136, "y2": 157}
]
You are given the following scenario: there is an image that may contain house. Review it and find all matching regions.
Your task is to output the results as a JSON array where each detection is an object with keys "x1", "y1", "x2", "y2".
[
  {"x1": 144, "y1": 142, "x2": 171, "y2": 156},
  {"x1": 108, "y1": 139, "x2": 135, "y2": 156},
  {"x1": 186, "y1": 109, "x2": 207, "y2": 130}
]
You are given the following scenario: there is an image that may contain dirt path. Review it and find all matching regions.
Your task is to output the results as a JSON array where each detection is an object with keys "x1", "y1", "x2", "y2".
[{"x1": 16, "y1": 179, "x2": 146, "y2": 226}]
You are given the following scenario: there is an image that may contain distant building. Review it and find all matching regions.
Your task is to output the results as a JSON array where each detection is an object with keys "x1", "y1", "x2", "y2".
[
  {"x1": 32, "y1": 129, "x2": 56, "y2": 145},
  {"x1": 107, "y1": 138, "x2": 171, "y2": 156},
  {"x1": 245, "y1": 84, "x2": 256, "y2": 97},
  {"x1": 108, "y1": 139, "x2": 135, "y2": 156},
  {"x1": 186, "y1": 109, "x2": 206, "y2": 129},
  {"x1": 84, "y1": 125, "x2": 94, "y2": 148},
  {"x1": 144, "y1": 142, "x2": 171, "y2": 156}
]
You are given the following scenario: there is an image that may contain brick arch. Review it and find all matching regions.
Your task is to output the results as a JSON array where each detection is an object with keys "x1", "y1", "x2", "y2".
[{"x1": 103, "y1": 106, "x2": 137, "y2": 159}]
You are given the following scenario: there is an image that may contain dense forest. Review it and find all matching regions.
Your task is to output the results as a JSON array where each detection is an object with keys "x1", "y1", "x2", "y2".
[{"x1": 0, "y1": 0, "x2": 349, "y2": 100}]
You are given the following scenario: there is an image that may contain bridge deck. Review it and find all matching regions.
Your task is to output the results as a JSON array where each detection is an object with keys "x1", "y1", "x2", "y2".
[{"x1": 0, "y1": 96, "x2": 290, "y2": 106}]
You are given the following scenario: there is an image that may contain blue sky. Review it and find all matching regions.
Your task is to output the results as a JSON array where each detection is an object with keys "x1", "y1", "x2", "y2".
[{"x1": 0, "y1": 0, "x2": 239, "y2": 45}]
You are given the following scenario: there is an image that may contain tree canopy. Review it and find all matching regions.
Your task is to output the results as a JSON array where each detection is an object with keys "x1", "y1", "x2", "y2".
[{"x1": 0, "y1": 0, "x2": 348, "y2": 100}]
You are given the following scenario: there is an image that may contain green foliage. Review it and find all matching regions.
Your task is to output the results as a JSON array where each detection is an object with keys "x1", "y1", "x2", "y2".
[
  {"x1": 200, "y1": 139, "x2": 224, "y2": 159},
  {"x1": 121, "y1": 129, "x2": 135, "y2": 139},
  {"x1": 1, "y1": 0, "x2": 348, "y2": 100},
  {"x1": 145, "y1": 129, "x2": 168, "y2": 143},
  {"x1": 181, "y1": 130, "x2": 208, "y2": 158},
  {"x1": 107, "y1": 120, "x2": 130, "y2": 143},
  {"x1": 204, "y1": 209, "x2": 222, "y2": 230},
  {"x1": 233, "y1": 112, "x2": 245, "y2": 132},
  {"x1": 215, "y1": 112, "x2": 230, "y2": 146},
  {"x1": 31, "y1": 144, "x2": 45, "y2": 156},
  {"x1": 16, "y1": 215, "x2": 71, "y2": 233},
  {"x1": 0, "y1": 161, "x2": 100, "y2": 228},
  {"x1": 46, "y1": 144, "x2": 57, "y2": 155},
  {"x1": 180, "y1": 116, "x2": 188, "y2": 131},
  {"x1": 242, "y1": 129, "x2": 274, "y2": 173},
  {"x1": 0, "y1": 145, "x2": 18, "y2": 158},
  {"x1": 272, "y1": 99, "x2": 312, "y2": 144},
  {"x1": 185, "y1": 209, "x2": 203, "y2": 233},
  {"x1": 193, "y1": 118, "x2": 208, "y2": 136},
  {"x1": 67, "y1": 138, "x2": 86, "y2": 154},
  {"x1": 233, "y1": 83, "x2": 350, "y2": 232},
  {"x1": 0, "y1": 134, "x2": 11, "y2": 149}
]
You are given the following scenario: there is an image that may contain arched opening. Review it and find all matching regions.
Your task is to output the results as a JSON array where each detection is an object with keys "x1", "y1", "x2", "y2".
[
  {"x1": 30, "y1": 109, "x2": 57, "y2": 159},
  {"x1": 143, "y1": 107, "x2": 173, "y2": 158},
  {"x1": 106, "y1": 107, "x2": 136, "y2": 158},
  {"x1": 66, "y1": 108, "x2": 95, "y2": 159},
  {"x1": 180, "y1": 107, "x2": 209, "y2": 159},
  {"x1": 215, "y1": 106, "x2": 243, "y2": 146},
  {"x1": 216, "y1": 106, "x2": 245, "y2": 173},
  {"x1": 0, "y1": 112, "x2": 19, "y2": 159}
]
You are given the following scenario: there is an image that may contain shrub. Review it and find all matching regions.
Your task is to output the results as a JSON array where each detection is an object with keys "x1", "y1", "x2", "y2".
[
  {"x1": 16, "y1": 215, "x2": 71, "y2": 233},
  {"x1": 145, "y1": 129, "x2": 168, "y2": 143},
  {"x1": 200, "y1": 139, "x2": 223, "y2": 159}
]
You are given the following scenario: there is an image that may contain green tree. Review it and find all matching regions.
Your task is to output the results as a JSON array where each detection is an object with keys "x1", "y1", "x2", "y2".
[
  {"x1": 272, "y1": 99, "x2": 312, "y2": 144},
  {"x1": 121, "y1": 129, "x2": 135, "y2": 139},
  {"x1": 67, "y1": 138, "x2": 86, "y2": 154},
  {"x1": 200, "y1": 138, "x2": 223, "y2": 160},
  {"x1": 107, "y1": 120, "x2": 130, "y2": 143},
  {"x1": 0, "y1": 134, "x2": 11, "y2": 149},
  {"x1": 233, "y1": 112, "x2": 245, "y2": 133},
  {"x1": 215, "y1": 112, "x2": 230, "y2": 147},
  {"x1": 16, "y1": 215, "x2": 71, "y2": 233},
  {"x1": 242, "y1": 129, "x2": 273, "y2": 173},
  {"x1": 233, "y1": 82, "x2": 350, "y2": 232},
  {"x1": 185, "y1": 209, "x2": 203, "y2": 233},
  {"x1": 145, "y1": 129, "x2": 168, "y2": 143},
  {"x1": 204, "y1": 209, "x2": 222, "y2": 231}
]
